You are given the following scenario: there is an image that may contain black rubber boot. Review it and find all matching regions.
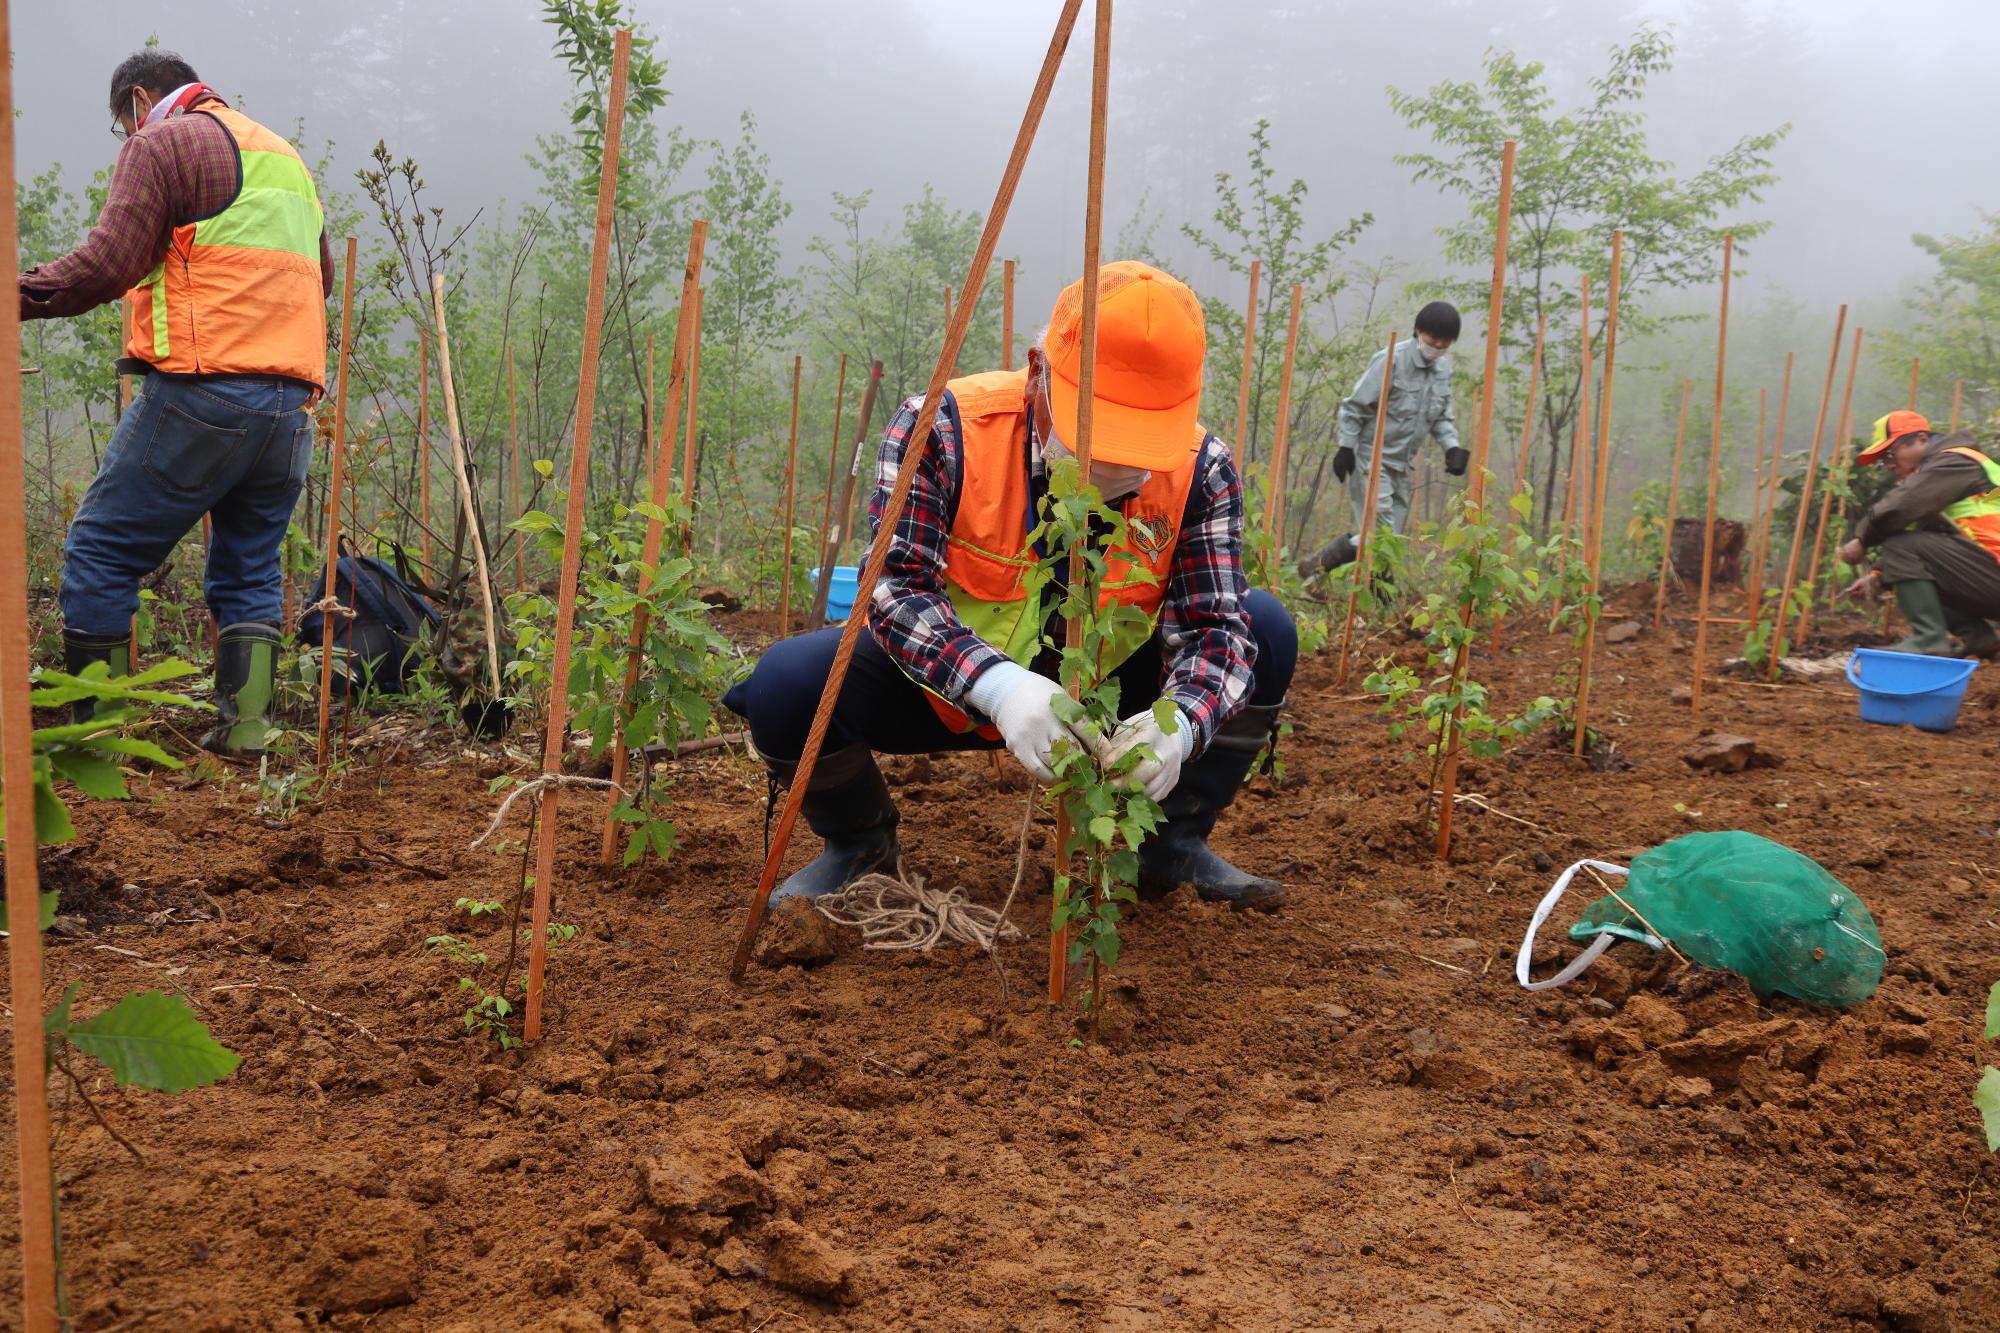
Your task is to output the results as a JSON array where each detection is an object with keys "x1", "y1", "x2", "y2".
[
  {"x1": 200, "y1": 621, "x2": 282, "y2": 756},
  {"x1": 767, "y1": 743, "x2": 901, "y2": 906},
  {"x1": 1297, "y1": 532, "x2": 1358, "y2": 579},
  {"x1": 1139, "y1": 700, "x2": 1286, "y2": 911},
  {"x1": 1888, "y1": 581, "x2": 1953, "y2": 656},
  {"x1": 62, "y1": 628, "x2": 133, "y2": 724}
]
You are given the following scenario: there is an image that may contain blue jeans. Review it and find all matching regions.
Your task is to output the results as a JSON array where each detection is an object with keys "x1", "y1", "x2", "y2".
[{"x1": 61, "y1": 374, "x2": 314, "y2": 636}]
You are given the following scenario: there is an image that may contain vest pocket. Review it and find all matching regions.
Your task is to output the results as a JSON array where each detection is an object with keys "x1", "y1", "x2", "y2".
[{"x1": 141, "y1": 395, "x2": 251, "y2": 498}]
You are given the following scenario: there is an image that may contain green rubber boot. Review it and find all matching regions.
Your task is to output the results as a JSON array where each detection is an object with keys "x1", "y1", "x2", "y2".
[
  {"x1": 201, "y1": 622, "x2": 281, "y2": 756},
  {"x1": 1888, "y1": 581, "x2": 1953, "y2": 656},
  {"x1": 61, "y1": 628, "x2": 132, "y2": 724},
  {"x1": 1944, "y1": 606, "x2": 2000, "y2": 659}
]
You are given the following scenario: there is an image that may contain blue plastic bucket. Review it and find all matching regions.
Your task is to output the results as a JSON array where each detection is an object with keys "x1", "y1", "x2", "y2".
[
  {"x1": 1845, "y1": 647, "x2": 1977, "y2": 733},
  {"x1": 808, "y1": 565, "x2": 860, "y2": 623}
]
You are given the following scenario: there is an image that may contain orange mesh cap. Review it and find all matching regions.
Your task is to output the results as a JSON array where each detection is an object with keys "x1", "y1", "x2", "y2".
[
  {"x1": 1857, "y1": 409, "x2": 1931, "y2": 464},
  {"x1": 1044, "y1": 261, "x2": 1205, "y2": 470}
]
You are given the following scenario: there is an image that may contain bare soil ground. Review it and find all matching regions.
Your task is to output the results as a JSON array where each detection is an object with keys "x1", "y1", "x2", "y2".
[{"x1": 3, "y1": 585, "x2": 1998, "y2": 1331}]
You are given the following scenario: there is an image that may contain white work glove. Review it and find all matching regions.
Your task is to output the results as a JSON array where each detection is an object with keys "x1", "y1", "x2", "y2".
[
  {"x1": 966, "y1": 662, "x2": 1083, "y2": 784},
  {"x1": 1098, "y1": 704, "x2": 1195, "y2": 801}
]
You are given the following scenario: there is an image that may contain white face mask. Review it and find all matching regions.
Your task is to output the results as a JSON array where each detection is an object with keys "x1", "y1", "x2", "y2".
[
  {"x1": 1037, "y1": 375, "x2": 1150, "y2": 499},
  {"x1": 1414, "y1": 339, "x2": 1446, "y2": 364}
]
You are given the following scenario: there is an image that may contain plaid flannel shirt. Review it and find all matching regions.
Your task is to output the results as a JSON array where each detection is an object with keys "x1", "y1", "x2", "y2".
[{"x1": 865, "y1": 387, "x2": 1257, "y2": 755}]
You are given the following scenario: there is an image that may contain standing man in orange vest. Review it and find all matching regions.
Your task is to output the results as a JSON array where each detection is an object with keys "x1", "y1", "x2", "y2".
[
  {"x1": 1839, "y1": 410, "x2": 2000, "y2": 657},
  {"x1": 725, "y1": 263, "x2": 1296, "y2": 910},
  {"x1": 19, "y1": 49, "x2": 332, "y2": 753}
]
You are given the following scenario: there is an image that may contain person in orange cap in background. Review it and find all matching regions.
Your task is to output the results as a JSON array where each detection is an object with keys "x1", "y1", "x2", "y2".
[
  {"x1": 724, "y1": 262, "x2": 1295, "y2": 909},
  {"x1": 1838, "y1": 409, "x2": 2000, "y2": 657}
]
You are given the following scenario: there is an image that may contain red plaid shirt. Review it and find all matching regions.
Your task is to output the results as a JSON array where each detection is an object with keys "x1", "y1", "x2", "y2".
[
  {"x1": 19, "y1": 100, "x2": 334, "y2": 322},
  {"x1": 865, "y1": 386, "x2": 1258, "y2": 754}
]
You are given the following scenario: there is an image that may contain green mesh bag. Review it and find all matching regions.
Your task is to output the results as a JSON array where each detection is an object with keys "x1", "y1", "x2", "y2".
[{"x1": 1516, "y1": 831, "x2": 1884, "y2": 1008}]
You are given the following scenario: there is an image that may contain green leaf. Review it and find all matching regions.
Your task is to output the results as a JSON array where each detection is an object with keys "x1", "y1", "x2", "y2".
[
  {"x1": 4, "y1": 889, "x2": 59, "y2": 935},
  {"x1": 1978, "y1": 1066, "x2": 2000, "y2": 1153},
  {"x1": 66, "y1": 990, "x2": 241, "y2": 1093},
  {"x1": 33, "y1": 777, "x2": 74, "y2": 845},
  {"x1": 51, "y1": 751, "x2": 128, "y2": 800},
  {"x1": 1088, "y1": 815, "x2": 1117, "y2": 846},
  {"x1": 1151, "y1": 698, "x2": 1180, "y2": 734},
  {"x1": 44, "y1": 981, "x2": 81, "y2": 1038},
  {"x1": 1986, "y1": 981, "x2": 2000, "y2": 1042}
]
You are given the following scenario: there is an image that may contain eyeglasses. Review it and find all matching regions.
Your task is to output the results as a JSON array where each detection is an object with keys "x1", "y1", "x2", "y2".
[{"x1": 109, "y1": 89, "x2": 137, "y2": 142}]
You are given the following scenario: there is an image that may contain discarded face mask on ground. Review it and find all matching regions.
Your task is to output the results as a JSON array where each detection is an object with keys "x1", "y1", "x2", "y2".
[{"x1": 1516, "y1": 830, "x2": 1884, "y2": 1008}]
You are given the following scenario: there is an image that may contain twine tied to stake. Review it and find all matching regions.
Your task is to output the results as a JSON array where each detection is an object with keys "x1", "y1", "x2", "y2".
[
  {"x1": 813, "y1": 861, "x2": 1025, "y2": 952},
  {"x1": 301, "y1": 596, "x2": 357, "y2": 621},
  {"x1": 470, "y1": 773, "x2": 624, "y2": 850}
]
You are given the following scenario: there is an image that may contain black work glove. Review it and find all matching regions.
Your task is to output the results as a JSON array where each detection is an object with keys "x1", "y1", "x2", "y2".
[
  {"x1": 1443, "y1": 446, "x2": 1470, "y2": 476},
  {"x1": 1332, "y1": 446, "x2": 1356, "y2": 483}
]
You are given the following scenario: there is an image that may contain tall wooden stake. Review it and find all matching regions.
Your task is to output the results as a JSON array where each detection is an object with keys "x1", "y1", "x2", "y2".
[
  {"x1": 1334, "y1": 331, "x2": 1398, "y2": 689},
  {"x1": 1561, "y1": 273, "x2": 1593, "y2": 542},
  {"x1": 316, "y1": 238, "x2": 358, "y2": 764},
  {"x1": 778, "y1": 355, "x2": 804, "y2": 637},
  {"x1": 1908, "y1": 355, "x2": 1920, "y2": 410},
  {"x1": 1002, "y1": 259, "x2": 1016, "y2": 370},
  {"x1": 1573, "y1": 230, "x2": 1623, "y2": 757},
  {"x1": 806, "y1": 354, "x2": 849, "y2": 625},
  {"x1": 1651, "y1": 380, "x2": 1694, "y2": 627},
  {"x1": 1746, "y1": 352, "x2": 1794, "y2": 623},
  {"x1": 735, "y1": 0, "x2": 1086, "y2": 981},
  {"x1": 1509, "y1": 310, "x2": 1547, "y2": 497},
  {"x1": 644, "y1": 331, "x2": 657, "y2": 480},
  {"x1": 827, "y1": 361, "x2": 885, "y2": 564},
  {"x1": 1768, "y1": 306, "x2": 1848, "y2": 679},
  {"x1": 1950, "y1": 379, "x2": 1963, "y2": 433},
  {"x1": 1260, "y1": 283, "x2": 1304, "y2": 586},
  {"x1": 1689, "y1": 235, "x2": 1733, "y2": 713},
  {"x1": 1432, "y1": 139, "x2": 1515, "y2": 860},
  {"x1": 418, "y1": 330, "x2": 432, "y2": 570},
  {"x1": 1799, "y1": 324, "x2": 1866, "y2": 636},
  {"x1": 430, "y1": 272, "x2": 505, "y2": 702},
  {"x1": 680, "y1": 286, "x2": 704, "y2": 552},
  {"x1": 1232, "y1": 259, "x2": 1261, "y2": 461},
  {"x1": 509, "y1": 348, "x2": 524, "y2": 591},
  {"x1": 525, "y1": 28, "x2": 632, "y2": 1039}
]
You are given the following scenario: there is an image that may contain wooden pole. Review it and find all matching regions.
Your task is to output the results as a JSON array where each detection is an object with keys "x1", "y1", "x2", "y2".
[
  {"x1": 1651, "y1": 381, "x2": 1694, "y2": 627},
  {"x1": 1572, "y1": 229, "x2": 1623, "y2": 757},
  {"x1": 737, "y1": 0, "x2": 1085, "y2": 981},
  {"x1": 1908, "y1": 355, "x2": 1920, "y2": 410},
  {"x1": 430, "y1": 272, "x2": 504, "y2": 702},
  {"x1": 1767, "y1": 306, "x2": 1848, "y2": 678},
  {"x1": 680, "y1": 286, "x2": 704, "y2": 552},
  {"x1": 827, "y1": 362, "x2": 885, "y2": 563},
  {"x1": 598, "y1": 223, "x2": 707, "y2": 866},
  {"x1": 1950, "y1": 379, "x2": 1964, "y2": 433},
  {"x1": 1002, "y1": 259, "x2": 1016, "y2": 371},
  {"x1": 418, "y1": 330, "x2": 431, "y2": 570},
  {"x1": 1432, "y1": 138, "x2": 1515, "y2": 861},
  {"x1": 1334, "y1": 332, "x2": 1399, "y2": 689},
  {"x1": 0, "y1": 2, "x2": 62, "y2": 1313},
  {"x1": 1799, "y1": 324, "x2": 1866, "y2": 635},
  {"x1": 1561, "y1": 273, "x2": 1593, "y2": 542},
  {"x1": 644, "y1": 331, "x2": 657, "y2": 481},
  {"x1": 778, "y1": 355, "x2": 803, "y2": 637},
  {"x1": 1689, "y1": 234, "x2": 1733, "y2": 713},
  {"x1": 1746, "y1": 352, "x2": 1794, "y2": 624},
  {"x1": 1260, "y1": 283, "x2": 1304, "y2": 586},
  {"x1": 315, "y1": 238, "x2": 358, "y2": 765},
  {"x1": 1743, "y1": 386, "x2": 1767, "y2": 605},
  {"x1": 806, "y1": 355, "x2": 849, "y2": 625},
  {"x1": 524, "y1": 28, "x2": 632, "y2": 1040},
  {"x1": 509, "y1": 348, "x2": 524, "y2": 592},
  {"x1": 1231, "y1": 259, "x2": 1260, "y2": 461},
  {"x1": 1509, "y1": 310, "x2": 1547, "y2": 497}
]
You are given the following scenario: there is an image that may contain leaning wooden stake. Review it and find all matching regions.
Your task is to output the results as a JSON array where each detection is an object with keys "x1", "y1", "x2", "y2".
[
  {"x1": 1651, "y1": 381, "x2": 1694, "y2": 628},
  {"x1": 431, "y1": 272, "x2": 504, "y2": 703},
  {"x1": 1051, "y1": 0, "x2": 1112, "y2": 1011},
  {"x1": 680, "y1": 286, "x2": 704, "y2": 552},
  {"x1": 1950, "y1": 379, "x2": 1963, "y2": 433},
  {"x1": 1432, "y1": 138, "x2": 1515, "y2": 861},
  {"x1": 1334, "y1": 331, "x2": 1399, "y2": 689},
  {"x1": 1561, "y1": 273, "x2": 1593, "y2": 542},
  {"x1": 1232, "y1": 259, "x2": 1261, "y2": 462},
  {"x1": 1002, "y1": 260, "x2": 1016, "y2": 370},
  {"x1": 418, "y1": 330, "x2": 432, "y2": 570},
  {"x1": 0, "y1": 3, "x2": 62, "y2": 1314},
  {"x1": 1799, "y1": 324, "x2": 1866, "y2": 636},
  {"x1": 1745, "y1": 353, "x2": 1795, "y2": 622},
  {"x1": 1573, "y1": 230, "x2": 1624, "y2": 758},
  {"x1": 1260, "y1": 283, "x2": 1304, "y2": 587},
  {"x1": 523, "y1": 28, "x2": 633, "y2": 1039},
  {"x1": 509, "y1": 348, "x2": 524, "y2": 591},
  {"x1": 1767, "y1": 305, "x2": 1848, "y2": 680},
  {"x1": 1689, "y1": 235, "x2": 1734, "y2": 714},
  {"x1": 316, "y1": 238, "x2": 359, "y2": 765},
  {"x1": 598, "y1": 222, "x2": 707, "y2": 867},
  {"x1": 1509, "y1": 310, "x2": 1548, "y2": 498},
  {"x1": 826, "y1": 361, "x2": 886, "y2": 565},
  {"x1": 731, "y1": 0, "x2": 1085, "y2": 982},
  {"x1": 805, "y1": 354, "x2": 849, "y2": 625},
  {"x1": 778, "y1": 355, "x2": 804, "y2": 637}
]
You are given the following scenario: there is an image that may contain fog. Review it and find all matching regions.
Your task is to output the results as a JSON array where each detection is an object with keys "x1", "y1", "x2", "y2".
[{"x1": 14, "y1": 0, "x2": 1997, "y2": 337}]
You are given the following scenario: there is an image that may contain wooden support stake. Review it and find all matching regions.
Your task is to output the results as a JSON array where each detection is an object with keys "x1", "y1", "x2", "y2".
[
  {"x1": 418, "y1": 330, "x2": 432, "y2": 571},
  {"x1": 1231, "y1": 259, "x2": 1260, "y2": 462},
  {"x1": 1432, "y1": 138, "x2": 1515, "y2": 861},
  {"x1": 1573, "y1": 230, "x2": 1623, "y2": 757},
  {"x1": 728, "y1": 0, "x2": 1085, "y2": 982},
  {"x1": 1949, "y1": 379, "x2": 1963, "y2": 433},
  {"x1": 1334, "y1": 331, "x2": 1399, "y2": 689},
  {"x1": 1260, "y1": 282, "x2": 1304, "y2": 587},
  {"x1": 1561, "y1": 273, "x2": 1593, "y2": 542},
  {"x1": 524, "y1": 28, "x2": 633, "y2": 1040},
  {"x1": 1768, "y1": 306, "x2": 1848, "y2": 679},
  {"x1": 1799, "y1": 324, "x2": 1865, "y2": 636},
  {"x1": 0, "y1": 2, "x2": 62, "y2": 1313},
  {"x1": 778, "y1": 355, "x2": 804, "y2": 637},
  {"x1": 509, "y1": 348, "x2": 524, "y2": 592},
  {"x1": 680, "y1": 286, "x2": 704, "y2": 552},
  {"x1": 1746, "y1": 352, "x2": 1794, "y2": 623},
  {"x1": 598, "y1": 222, "x2": 707, "y2": 867},
  {"x1": 1651, "y1": 381, "x2": 1694, "y2": 628},
  {"x1": 1509, "y1": 310, "x2": 1547, "y2": 498},
  {"x1": 827, "y1": 362, "x2": 886, "y2": 564},
  {"x1": 806, "y1": 355, "x2": 849, "y2": 625},
  {"x1": 1002, "y1": 259, "x2": 1016, "y2": 370},
  {"x1": 430, "y1": 272, "x2": 505, "y2": 702},
  {"x1": 1908, "y1": 355, "x2": 1920, "y2": 410},
  {"x1": 316, "y1": 238, "x2": 358, "y2": 765},
  {"x1": 644, "y1": 331, "x2": 657, "y2": 481},
  {"x1": 1689, "y1": 235, "x2": 1734, "y2": 713}
]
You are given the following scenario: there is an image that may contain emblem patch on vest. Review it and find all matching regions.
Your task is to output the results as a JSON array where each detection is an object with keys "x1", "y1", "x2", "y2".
[{"x1": 1128, "y1": 514, "x2": 1172, "y2": 559}]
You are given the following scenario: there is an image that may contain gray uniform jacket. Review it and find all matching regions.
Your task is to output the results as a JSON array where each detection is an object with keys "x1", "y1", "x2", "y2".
[{"x1": 1336, "y1": 335, "x2": 1461, "y2": 471}]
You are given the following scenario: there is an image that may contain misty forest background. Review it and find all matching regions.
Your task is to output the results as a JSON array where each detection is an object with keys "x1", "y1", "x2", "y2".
[{"x1": 12, "y1": 0, "x2": 1998, "y2": 608}]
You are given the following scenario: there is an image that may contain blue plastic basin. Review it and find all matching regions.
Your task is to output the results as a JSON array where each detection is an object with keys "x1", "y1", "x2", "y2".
[
  {"x1": 808, "y1": 565, "x2": 860, "y2": 623},
  {"x1": 1845, "y1": 647, "x2": 1977, "y2": 733}
]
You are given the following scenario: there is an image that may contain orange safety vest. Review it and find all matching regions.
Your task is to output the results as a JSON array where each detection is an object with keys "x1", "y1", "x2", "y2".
[
  {"x1": 920, "y1": 368, "x2": 1204, "y2": 734},
  {"x1": 122, "y1": 102, "x2": 328, "y2": 389},
  {"x1": 1940, "y1": 446, "x2": 2000, "y2": 566}
]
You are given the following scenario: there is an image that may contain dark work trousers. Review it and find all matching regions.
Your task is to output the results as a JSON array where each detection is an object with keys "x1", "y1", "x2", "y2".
[
  {"x1": 722, "y1": 589, "x2": 1297, "y2": 763},
  {"x1": 1875, "y1": 529, "x2": 2000, "y2": 624}
]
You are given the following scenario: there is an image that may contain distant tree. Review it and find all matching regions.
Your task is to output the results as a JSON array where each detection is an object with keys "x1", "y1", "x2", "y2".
[{"x1": 1891, "y1": 212, "x2": 2000, "y2": 435}]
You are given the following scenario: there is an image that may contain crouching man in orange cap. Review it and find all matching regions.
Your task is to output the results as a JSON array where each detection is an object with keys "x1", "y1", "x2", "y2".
[
  {"x1": 723, "y1": 262, "x2": 1295, "y2": 909},
  {"x1": 1838, "y1": 409, "x2": 2000, "y2": 657}
]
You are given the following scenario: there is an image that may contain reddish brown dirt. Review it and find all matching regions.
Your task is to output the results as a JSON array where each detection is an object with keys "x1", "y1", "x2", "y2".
[{"x1": 4, "y1": 588, "x2": 1999, "y2": 1331}]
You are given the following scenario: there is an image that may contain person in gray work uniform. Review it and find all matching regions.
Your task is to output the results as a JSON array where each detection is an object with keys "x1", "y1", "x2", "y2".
[{"x1": 1298, "y1": 301, "x2": 1465, "y2": 575}]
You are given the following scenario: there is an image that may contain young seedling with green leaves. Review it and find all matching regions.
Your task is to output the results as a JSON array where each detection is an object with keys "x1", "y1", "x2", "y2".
[{"x1": 1976, "y1": 981, "x2": 2000, "y2": 1154}]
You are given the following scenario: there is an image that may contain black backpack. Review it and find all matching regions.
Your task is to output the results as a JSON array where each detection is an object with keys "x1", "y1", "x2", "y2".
[{"x1": 299, "y1": 538, "x2": 442, "y2": 694}]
